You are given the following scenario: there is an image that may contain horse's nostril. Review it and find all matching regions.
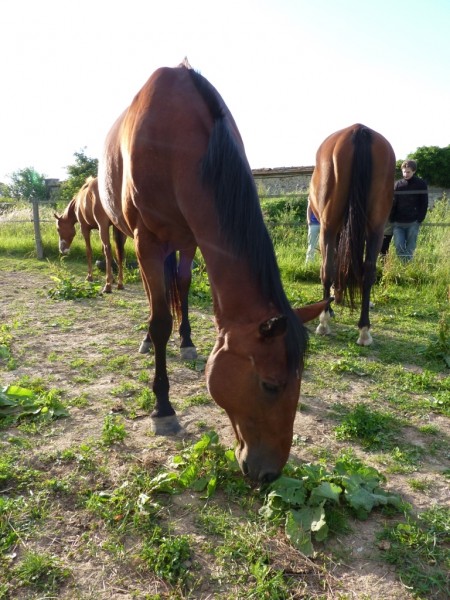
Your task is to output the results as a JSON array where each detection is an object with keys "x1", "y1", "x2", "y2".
[{"x1": 260, "y1": 471, "x2": 280, "y2": 485}]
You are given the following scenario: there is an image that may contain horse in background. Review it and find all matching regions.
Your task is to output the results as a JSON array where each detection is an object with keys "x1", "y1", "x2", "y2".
[
  {"x1": 309, "y1": 124, "x2": 395, "y2": 346},
  {"x1": 54, "y1": 176, "x2": 126, "y2": 294},
  {"x1": 99, "y1": 60, "x2": 327, "y2": 482}
]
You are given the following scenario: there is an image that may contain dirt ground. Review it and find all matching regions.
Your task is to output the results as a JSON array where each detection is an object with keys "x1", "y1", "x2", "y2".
[{"x1": 1, "y1": 267, "x2": 449, "y2": 599}]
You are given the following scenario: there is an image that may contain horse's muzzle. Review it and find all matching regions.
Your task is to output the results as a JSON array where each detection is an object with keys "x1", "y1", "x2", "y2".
[{"x1": 59, "y1": 242, "x2": 70, "y2": 255}]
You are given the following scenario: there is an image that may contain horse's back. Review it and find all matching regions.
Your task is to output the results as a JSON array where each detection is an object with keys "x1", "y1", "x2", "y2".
[
  {"x1": 310, "y1": 124, "x2": 395, "y2": 227},
  {"x1": 100, "y1": 64, "x2": 225, "y2": 244}
]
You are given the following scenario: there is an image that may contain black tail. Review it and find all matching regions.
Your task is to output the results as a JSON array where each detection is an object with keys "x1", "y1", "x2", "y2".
[
  {"x1": 336, "y1": 126, "x2": 372, "y2": 309},
  {"x1": 164, "y1": 252, "x2": 182, "y2": 327}
]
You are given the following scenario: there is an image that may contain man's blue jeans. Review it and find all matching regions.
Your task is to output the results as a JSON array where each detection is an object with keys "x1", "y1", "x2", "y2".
[{"x1": 393, "y1": 221, "x2": 420, "y2": 262}]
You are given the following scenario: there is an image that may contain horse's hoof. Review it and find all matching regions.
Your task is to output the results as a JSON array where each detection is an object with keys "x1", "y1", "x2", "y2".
[
  {"x1": 139, "y1": 339, "x2": 152, "y2": 354},
  {"x1": 357, "y1": 327, "x2": 373, "y2": 346},
  {"x1": 316, "y1": 324, "x2": 331, "y2": 336},
  {"x1": 180, "y1": 346, "x2": 198, "y2": 360},
  {"x1": 117, "y1": 283, "x2": 124, "y2": 290},
  {"x1": 150, "y1": 415, "x2": 182, "y2": 435},
  {"x1": 102, "y1": 285, "x2": 112, "y2": 294},
  {"x1": 86, "y1": 275, "x2": 93, "y2": 282}
]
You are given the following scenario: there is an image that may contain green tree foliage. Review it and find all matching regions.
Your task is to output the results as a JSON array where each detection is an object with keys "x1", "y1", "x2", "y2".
[
  {"x1": 8, "y1": 167, "x2": 48, "y2": 201},
  {"x1": 0, "y1": 182, "x2": 11, "y2": 197},
  {"x1": 397, "y1": 145, "x2": 450, "y2": 187},
  {"x1": 58, "y1": 148, "x2": 98, "y2": 205}
]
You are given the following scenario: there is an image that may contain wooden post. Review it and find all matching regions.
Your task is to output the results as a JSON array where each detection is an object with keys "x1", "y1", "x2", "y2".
[{"x1": 31, "y1": 197, "x2": 44, "y2": 260}]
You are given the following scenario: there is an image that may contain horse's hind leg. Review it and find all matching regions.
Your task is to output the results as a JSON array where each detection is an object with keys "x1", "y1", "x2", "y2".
[
  {"x1": 177, "y1": 249, "x2": 197, "y2": 360},
  {"x1": 113, "y1": 226, "x2": 126, "y2": 290},
  {"x1": 357, "y1": 232, "x2": 379, "y2": 346},
  {"x1": 316, "y1": 228, "x2": 335, "y2": 336}
]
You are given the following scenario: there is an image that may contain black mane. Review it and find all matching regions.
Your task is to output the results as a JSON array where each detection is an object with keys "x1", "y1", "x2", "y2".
[{"x1": 187, "y1": 67, "x2": 308, "y2": 371}]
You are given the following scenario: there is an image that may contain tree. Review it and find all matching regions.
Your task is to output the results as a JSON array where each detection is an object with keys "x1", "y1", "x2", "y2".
[
  {"x1": 408, "y1": 145, "x2": 450, "y2": 188},
  {"x1": 8, "y1": 167, "x2": 48, "y2": 201},
  {"x1": 58, "y1": 148, "x2": 98, "y2": 205},
  {"x1": 0, "y1": 182, "x2": 11, "y2": 197}
]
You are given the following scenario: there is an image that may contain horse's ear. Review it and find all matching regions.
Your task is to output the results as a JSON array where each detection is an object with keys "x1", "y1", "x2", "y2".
[
  {"x1": 259, "y1": 315, "x2": 287, "y2": 339},
  {"x1": 294, "y1": 298, "x2": 334, "y2": 324}
]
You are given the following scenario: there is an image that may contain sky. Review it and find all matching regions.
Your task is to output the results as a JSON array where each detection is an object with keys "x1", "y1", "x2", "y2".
[{"x1": 1, "y1": 0, "x2": 449, "y2": 183}]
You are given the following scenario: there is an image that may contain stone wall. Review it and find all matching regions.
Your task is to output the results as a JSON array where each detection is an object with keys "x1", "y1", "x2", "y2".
[
  {"x1": 252, "y1": 167, "x2": 447, "y2": 208},
  {"x1": 252, "y1": 166, "x2": 314, "y2": 197}
]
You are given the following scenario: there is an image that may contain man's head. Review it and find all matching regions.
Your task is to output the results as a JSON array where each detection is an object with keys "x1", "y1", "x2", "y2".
[{"x1": 401, "y1": 160, "x2": 417, "y2": 180}]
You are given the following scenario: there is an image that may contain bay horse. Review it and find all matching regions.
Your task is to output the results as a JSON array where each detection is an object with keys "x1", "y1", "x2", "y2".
[
  {"x1": 54, "y1": 176, "x2": 126, "y2": 294},
  {"x1": 99, "y1": 60, "x2": 327, "y2": 482},
  {"x1": 309, "y1": 124, "x2": 395, "y2": 346}
]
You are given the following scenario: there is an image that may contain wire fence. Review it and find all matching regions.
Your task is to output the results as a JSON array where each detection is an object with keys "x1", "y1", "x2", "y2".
[{"x1": 1, "y1": 196, "x2": 449, "y2": 261}]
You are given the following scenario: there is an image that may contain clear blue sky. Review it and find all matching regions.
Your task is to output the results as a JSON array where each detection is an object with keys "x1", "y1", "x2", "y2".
[{"x1": 1, "y1": 0, "x2": 449, "y2": 182}]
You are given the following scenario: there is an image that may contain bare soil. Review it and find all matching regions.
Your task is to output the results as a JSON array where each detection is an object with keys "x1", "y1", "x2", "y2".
[{"x1": 1, "y1": 268, "x2": 449, "y2": 599}]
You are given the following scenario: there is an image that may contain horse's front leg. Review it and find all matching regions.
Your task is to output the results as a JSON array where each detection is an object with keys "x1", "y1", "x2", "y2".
[
  {"x1": 316, "y1": 229, "x2": 335, "y2": 336},
  {"x1": 137, "y1": 240, "x2": 181, "y2": 435},
  {"x1": 177, "y1": 249, "x2": 197, "y2": 360}
]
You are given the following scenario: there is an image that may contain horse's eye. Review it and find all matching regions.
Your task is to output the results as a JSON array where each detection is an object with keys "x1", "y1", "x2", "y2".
[{"x1": 261, "y1": 381, "x2": 280, "y2": 395}]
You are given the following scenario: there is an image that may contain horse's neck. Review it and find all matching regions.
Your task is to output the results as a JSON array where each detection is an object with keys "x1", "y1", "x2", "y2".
[
  {"x1": 202, "y1": 250, "x2": 271, "y2": 326},
  {"x1": 63, "y1": 198, "x2": 78, "y2": 224}
]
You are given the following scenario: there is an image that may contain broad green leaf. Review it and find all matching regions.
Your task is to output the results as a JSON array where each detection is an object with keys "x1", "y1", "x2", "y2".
[
  {"x1": 309, "y1": 481, "x2": 342, "y2": 504},
  {"x1": 178, "y1": 464, "x2": 199, "y2": 486},
  {"x1": 191, "y1": 476, "x2": 209, "y2": 492},
  {"x1": 285, "y1": 510, "x2": 314, "y2": 556},
  {"x1": 148, "y1": 472, "x2": 181, "y2": 494},
  {"x1": 2, "y1": 385, "x2": 34, "y2": 399},
  {"x1": 259, "y1": 490, "x2": 287, "y2": 519},
  {"x1": 266, "y1": 476, "x2": 307, "y2": 506},
  {"x1": 205, "y1": 474, "x2": 217, "y2": 498}
]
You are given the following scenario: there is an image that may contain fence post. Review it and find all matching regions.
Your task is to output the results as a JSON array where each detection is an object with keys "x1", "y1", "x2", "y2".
[{"x1": 31, "y1": 197, "x2": 44, "y2": 260}]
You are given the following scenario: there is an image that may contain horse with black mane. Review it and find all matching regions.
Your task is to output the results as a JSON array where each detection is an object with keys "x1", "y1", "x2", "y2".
[
  {"x1": 309, "y1": 124, "x2": 395, "y2": 346},
  {"x1": 99, "y1": 59, "x2": 327, "y2": 482}
]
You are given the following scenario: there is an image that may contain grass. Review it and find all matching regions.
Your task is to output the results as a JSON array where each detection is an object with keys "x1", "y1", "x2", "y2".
[
  {"x1": 377, "y1": 506, "x2": 450, "y2": 599},
  {"x1": 0, "y1": 195, "x2": 449, "y2": 598}
]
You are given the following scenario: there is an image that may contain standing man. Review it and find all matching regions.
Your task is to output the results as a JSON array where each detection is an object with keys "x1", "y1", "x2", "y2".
[{"x1": 391, "y1": 160, "x2": 428, "y2": 262}]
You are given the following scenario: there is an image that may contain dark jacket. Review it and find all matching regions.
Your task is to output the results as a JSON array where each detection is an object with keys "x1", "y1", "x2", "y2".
[{"x1": 391, "y1": 175, "x2": 428, "y2": 223}]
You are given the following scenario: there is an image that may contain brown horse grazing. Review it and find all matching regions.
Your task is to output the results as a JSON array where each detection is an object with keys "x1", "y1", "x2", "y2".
[
  {"x1": 99, "y1": 60, "x2": 327, "y2": 482},
  {"x1": 309, "y1": 124, "x2": 395, "y2": 346},
  {"x1": 54, "y1": 176, "x2": 126, "y2": 294}
]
